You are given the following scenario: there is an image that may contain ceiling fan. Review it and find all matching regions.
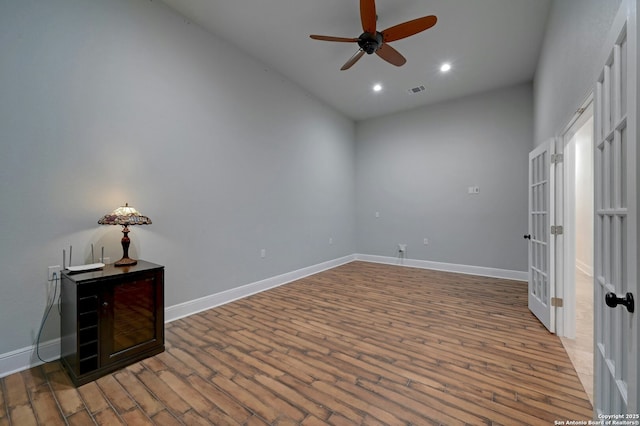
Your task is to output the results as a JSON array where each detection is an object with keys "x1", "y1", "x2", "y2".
[{"x1": 310, "y1": 0, "x2": 437, "y2": 70}]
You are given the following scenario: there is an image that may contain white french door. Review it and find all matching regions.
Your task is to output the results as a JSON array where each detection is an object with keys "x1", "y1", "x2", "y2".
[
  {"x1": 593, "y1": 0, "x2": 638, "y2": 415},
  {"x1": 527, "y1": 140, "x2": 556, "y2": 332}
]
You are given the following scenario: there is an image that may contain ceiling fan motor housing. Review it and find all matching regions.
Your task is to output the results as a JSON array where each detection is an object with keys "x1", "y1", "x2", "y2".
[{"x1": 358, "y1": 32, "x2": 383, "y2": 54}]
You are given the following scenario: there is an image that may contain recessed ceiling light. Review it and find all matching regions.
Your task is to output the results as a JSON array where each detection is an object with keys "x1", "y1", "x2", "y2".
[
  {"x1": 373, "y1": 83, "x2": 383, "y2": 92},
  {"x1": 440, "y1": 63, "x2": 452, "y2": 73}
]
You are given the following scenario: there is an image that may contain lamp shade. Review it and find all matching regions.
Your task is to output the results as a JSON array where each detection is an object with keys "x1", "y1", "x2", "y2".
[{"x1": 98, "y1": 203, "x2": 152, "y2": 226}]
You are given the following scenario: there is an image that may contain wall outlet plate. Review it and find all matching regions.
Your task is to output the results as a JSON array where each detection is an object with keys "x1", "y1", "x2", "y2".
[{"x1": 48, "y1": 265, "x2": 61, "y2": 281}]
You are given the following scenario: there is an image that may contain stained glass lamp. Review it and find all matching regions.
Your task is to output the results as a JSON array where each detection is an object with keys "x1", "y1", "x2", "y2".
[{"x1": 98, "y1": 203, "x2": 151, "y2": 266}]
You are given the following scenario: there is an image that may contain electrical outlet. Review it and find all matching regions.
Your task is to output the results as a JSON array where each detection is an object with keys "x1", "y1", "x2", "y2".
[
  {"x1": 260, "y1": 248, "x2": 266, "y2": 258},
  {"x1": 398, "y1": 244, "x2": 407, "y2": 253},
  {"x1": 48, "y1": 265, "x2": 61, "y2": 281},
  {"x1": 329, "y1": 237, "x2": 333, "y2": 245},
  {"x1": 423, "y1": 238, "x2": 429, "y2": 245}
]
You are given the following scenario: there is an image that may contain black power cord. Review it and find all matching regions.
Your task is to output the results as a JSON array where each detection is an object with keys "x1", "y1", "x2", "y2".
[{"x1": 36, "y1": 272, "x2": 59, "y2": 364}]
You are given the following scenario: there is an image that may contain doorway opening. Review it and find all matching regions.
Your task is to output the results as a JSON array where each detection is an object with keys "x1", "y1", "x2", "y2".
[{"x1": 559, "y1": 100, "x2": 594, "y2": 405}]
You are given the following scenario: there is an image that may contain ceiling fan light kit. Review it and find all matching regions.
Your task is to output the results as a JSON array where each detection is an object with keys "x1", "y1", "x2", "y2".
[{"x1": 310, "y1": 0, "x2": 437, "y2": 70}]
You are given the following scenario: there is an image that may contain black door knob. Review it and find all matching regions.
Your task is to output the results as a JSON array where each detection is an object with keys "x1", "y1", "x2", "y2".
[
  {"x1": 523, "y1": 234, "x2": 531, "y2": 240},
  {"x1": 605, "y1": 292, "x2": 635, "y2": 313}
]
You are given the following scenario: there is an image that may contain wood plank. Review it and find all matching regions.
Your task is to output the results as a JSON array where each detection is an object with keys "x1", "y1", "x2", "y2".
[
  {"x1": 3, "y1": 372, "x2": 29, "y2": 408},
  {"x1": 8, "y1": 405, "x2": 38, "y2": 426},
  {"x1": 113, "y1": 370, "x2": 164, "y2": 417},
  {"x1": 134, "y1": 369, "x2": 191, "y2": 415},
  {"x1": 93, "y1": 407, "x2": 125, "y2": 426},
  {"x1": 66, "y1": 409, "x2": 95, "y2": 426},
  {"x1": 30, "y1": 386, "x2": 66, "y2": 425},
  {"x1": 46, "y1": 370, "x2": 85, "y2": 417},
  {"x1": 210, "y1": 373, "x2": 283, "y2": 423},
  {"x1": 96, "y1": 375, "x2": 136, "y2": 414},
  {"x1": 0, "y1": 378, "x2": 7, "y2": 424},
  {"x1": 150, "y1": 410, "x2": 181, "y2": 426},
  {"x1": 77, "y1": 382, "x2": 110, "y2": 414},
  {"x1": 276, "y1": 375, "x2": 368, "y2": 424},
  {"x1": 156, "y1": 370, "x2": 212, "y2": 415},
  {"x1": 180, "y1": 410, "x2": 212, "y2": 426},
  {"x1": 186, "y1": 375, "x2": 252, "y2": 423},
  {"x1": 120, "y1": 408, "x2": 153, "y2": 425}
]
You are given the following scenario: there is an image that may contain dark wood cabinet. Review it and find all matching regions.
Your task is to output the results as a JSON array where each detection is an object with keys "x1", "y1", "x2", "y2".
[{"x1": 60, "y1": 260, "x2": 164, "y2": 386}]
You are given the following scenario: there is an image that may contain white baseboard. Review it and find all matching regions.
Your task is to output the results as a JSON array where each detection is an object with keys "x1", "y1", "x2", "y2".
[
  {"x1": 355, "y1": 254, "x2": 528, "y2": 282},
  {"x1": 164, "y1": 254, "x2": 356, "y2": 322},
  {"x1": 0, "y1": 338, "x2": 60, "y2": 379},
  {"x1": 1, "y1": 252, "x2": 526, "y2": 378}
]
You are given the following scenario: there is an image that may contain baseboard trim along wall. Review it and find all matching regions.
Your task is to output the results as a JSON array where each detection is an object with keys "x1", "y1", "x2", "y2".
[
  {"x1": 164, "y1": 254, "x2": 356, "y2": 322},
  {"x1": 0, "y1": 338, "x2": 61, "y2": 380},
  {"x1": 355, "y1": 254, "x2": 528, "y2": 282},
  {"x1": 0, "y1": 253, "x2": 526, "y2": 378}
]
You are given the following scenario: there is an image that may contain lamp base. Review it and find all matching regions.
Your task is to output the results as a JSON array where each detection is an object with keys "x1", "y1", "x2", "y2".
[
  {"x1": 115, "y1": 225, "x2": 137, "y2": 266},
  {"x1": 115, "y1": 257, "x2": 137, "y2": 267}
]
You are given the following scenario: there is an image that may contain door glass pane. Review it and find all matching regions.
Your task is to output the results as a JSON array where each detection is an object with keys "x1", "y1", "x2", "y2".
[
  {"x1": 604, "y1": 66, "x2": 612, "y2": 133},
  {"x1": 609, "y1": 63, "x2": 616, "y2": 125},
  {"x1": 620, "y1": 126, "x2": 627, "y2": 208},
  {"x1": 620, "y1": 216, "x2": 627, "y2": 293},
  {"x1": 596, "y1": 82, "x2": 603, "y2": 141},
  {"x1": 620, "y1": 36, "x2": 627, "y2": 117},
  {"x1": 597, "y1": 145, "x2": 604, "y2": 210}
]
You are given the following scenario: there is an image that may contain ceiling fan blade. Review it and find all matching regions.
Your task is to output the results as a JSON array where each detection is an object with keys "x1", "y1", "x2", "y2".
[
  {"x1": 382, "y1": 15, "x2": 437, "y2": 42},
  {"x1": 310, "y1": 35, "x2": 359, "y2": 43},
  {"x1": 360, "y1": 0, "x2": 377, "y2": 34},
  {"x1": 375, "y1": 43, "x2": 406, "y2": 67},
  {"x1": 341, "y1": 49, "x2": 365, "y2": 70}
]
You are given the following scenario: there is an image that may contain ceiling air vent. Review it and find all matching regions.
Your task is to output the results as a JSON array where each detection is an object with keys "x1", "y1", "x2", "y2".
[{"x1": 407, "y1": 85, "x2": 426, "y2": 94}]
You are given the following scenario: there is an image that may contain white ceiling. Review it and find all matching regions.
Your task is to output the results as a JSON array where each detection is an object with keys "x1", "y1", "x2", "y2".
[{"x1": 161, "y1": 0, "x2": 552, "y2": 121}]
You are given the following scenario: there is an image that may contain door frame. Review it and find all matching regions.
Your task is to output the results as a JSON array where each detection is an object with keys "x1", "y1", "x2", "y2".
[{"x1": 556, "y1": 95, "x2": 595, "y2": 339}]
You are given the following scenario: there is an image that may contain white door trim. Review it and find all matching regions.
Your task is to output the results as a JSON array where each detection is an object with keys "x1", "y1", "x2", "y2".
[{"x1": 559, "y1": 96, "x2": 594, "y2": 339}]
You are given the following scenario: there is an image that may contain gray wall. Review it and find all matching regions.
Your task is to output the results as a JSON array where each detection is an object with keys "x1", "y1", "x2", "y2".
[
  {"x1": 0, "y1": 0, "x2": 356, "y2": 354},
  {"x1": 534, "y1": 0, "x2": 622, "y2": 145},
  {"x1": 355, "y1": 84, "x2": 533, "y2": 272}
]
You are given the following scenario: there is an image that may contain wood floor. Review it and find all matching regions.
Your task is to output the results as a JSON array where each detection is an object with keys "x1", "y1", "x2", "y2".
[
  {"x1": 0, "y1": 261, "x2": 593, "y2": 425},
  {"x1": 560, "y1": 268, "x2": 594, "y2": 405}
]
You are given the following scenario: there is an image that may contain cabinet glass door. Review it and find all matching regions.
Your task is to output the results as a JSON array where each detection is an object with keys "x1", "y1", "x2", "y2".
[
  {"x1": 113, "y1": 277, "x2": 156, "y2": 352},
  {"x1": 101, "y1": 271, "x2": 163, "y2": 365}
]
